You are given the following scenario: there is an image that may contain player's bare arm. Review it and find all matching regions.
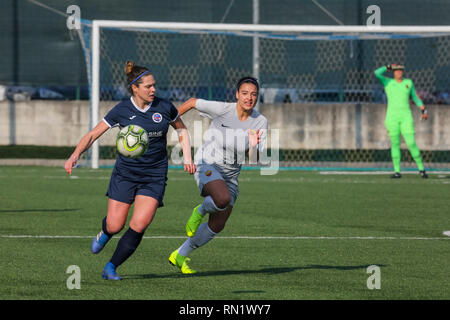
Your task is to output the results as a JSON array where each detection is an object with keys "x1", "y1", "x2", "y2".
[
  {"x1": 177, "y1": 97, "x2": 198, "y2": 116},
  {"x1": 171, "y1": 117, "x2": 196, "y2": 174},
  {"x1": 64, "y1": 121, "x2": 110, "y2": 174},
  {"x1": 248, "y1": 129, "x2": 262, "y2": 163}
]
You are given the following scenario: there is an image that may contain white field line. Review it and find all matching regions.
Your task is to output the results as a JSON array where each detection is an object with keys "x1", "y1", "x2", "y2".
[
  {"x1": 0, "y1": 234, "x2": 449, "y2": 240},
  {"x1": 0, "y1": 172, "x2": 447, "y2": 183},
  {"x1": 319, "y1": 171, "x2": 450, "y2": 175},
  {"x1": 34, "y1": 175, "x2": 450, "y2": 185}
]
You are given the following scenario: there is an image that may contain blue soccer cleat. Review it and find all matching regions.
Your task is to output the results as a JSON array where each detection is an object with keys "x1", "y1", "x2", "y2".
[
  {"x1": 101, "y1": 262, "x2": 122, "y2": 280},
  {"x1": 91, "y1": 231, "x2": 110, "y2": 254}
]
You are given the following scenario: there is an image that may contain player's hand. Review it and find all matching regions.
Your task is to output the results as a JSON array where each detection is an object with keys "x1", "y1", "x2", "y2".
[
  {"x1": 386, "y1": 64, "x2": 395, "y2": 72},
  {"x1": 248, "y1": 129, "x2": 262, "y2": 148},
  {"x1": 64, "y1": 154, "x2": 79, "y2": 175},
  {"x1": 420, "y1": 106, "x2": 429, "y2": 121},
  {"x1": 184, "y1": 162, "x2": 196, "y2": 175}
]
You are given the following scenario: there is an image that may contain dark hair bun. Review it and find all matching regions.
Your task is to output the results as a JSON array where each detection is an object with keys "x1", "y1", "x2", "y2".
[{"x1": 125, "y1": 61, "x2": 135, "y2": 75}]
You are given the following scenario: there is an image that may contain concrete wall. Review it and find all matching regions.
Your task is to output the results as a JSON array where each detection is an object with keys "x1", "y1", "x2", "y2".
[
  {"x1": 0, "y1": 100, "x2": 449, "y2": 150},
  {"x1": 259, "y1": 103, "x2": 450, "y2": 150}
]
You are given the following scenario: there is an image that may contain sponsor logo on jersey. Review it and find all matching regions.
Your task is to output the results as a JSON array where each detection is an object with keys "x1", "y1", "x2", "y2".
[
  {"x1": 148, "y1": 131, "x2": 163, "y2": 137},
  {"x1": 152, "y1": 113, "x2": 162, "y2": 123}
]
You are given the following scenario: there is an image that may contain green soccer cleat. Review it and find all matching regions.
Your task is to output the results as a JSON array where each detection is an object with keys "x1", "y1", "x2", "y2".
[
  {"x1": 186, "y1": 204, "x2": 204, "y2": 237},
  {"x1": 169, "y1": 250, "x2": 196, "y2": 274}
]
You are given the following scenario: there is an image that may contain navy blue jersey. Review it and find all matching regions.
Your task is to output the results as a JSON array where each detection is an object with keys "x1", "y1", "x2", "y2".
[{"x1": 103, "y1": 96, "x2": 178, "y2": 180}]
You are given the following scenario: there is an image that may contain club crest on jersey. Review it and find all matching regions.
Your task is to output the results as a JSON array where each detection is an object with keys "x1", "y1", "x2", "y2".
[
  {"x1": 205, "y1": 170, "x2": 212, "y2": 176},
  {"x1": 152, "y1": 113, "x2": 162, "y2": 123}
]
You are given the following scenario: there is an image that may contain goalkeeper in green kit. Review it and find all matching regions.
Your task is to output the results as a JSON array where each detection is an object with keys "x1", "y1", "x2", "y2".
[{"x1": 374, "y1": 64, "x2": 429, "y2": 179}]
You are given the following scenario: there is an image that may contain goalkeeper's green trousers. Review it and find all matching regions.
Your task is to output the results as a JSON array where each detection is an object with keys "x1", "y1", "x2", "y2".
[{"x1": 389, "y1": 132, "x2": 424, "y2": 172}]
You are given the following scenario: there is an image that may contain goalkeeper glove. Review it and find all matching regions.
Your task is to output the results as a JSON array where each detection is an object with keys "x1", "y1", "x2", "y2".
[
  {"x1": 421, "y1": 106, "x2": 428, "y2": 121},
  {"x1": 386, "y1": 64, "x2": 392, "y2": 72}
]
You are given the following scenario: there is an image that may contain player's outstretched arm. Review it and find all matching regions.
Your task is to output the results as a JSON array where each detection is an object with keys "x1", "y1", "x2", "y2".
[
  {"x1": 177, "y1": 98, "x2": 198, "y2": 117},
  {"x1": 64, "y1": 121, "x2": 110, "y2": 174}
]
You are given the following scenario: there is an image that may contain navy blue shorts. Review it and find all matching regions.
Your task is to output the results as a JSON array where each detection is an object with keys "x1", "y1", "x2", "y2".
[{"x1": 106, "y1": 172, "x2": 167, "y2": 207}]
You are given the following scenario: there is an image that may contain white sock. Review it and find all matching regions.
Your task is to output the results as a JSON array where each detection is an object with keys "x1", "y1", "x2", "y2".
[
  {"x1": 198, "y1": 196, "x2": 227, "y2": 216},
  {"x1": 177, "y1": 223, "x2": 217, "y2": 257}
]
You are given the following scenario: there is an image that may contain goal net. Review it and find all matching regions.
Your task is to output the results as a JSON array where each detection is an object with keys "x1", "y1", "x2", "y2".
[{"x1": 79, "y1": 21, "x2": 450, "y2": 170}]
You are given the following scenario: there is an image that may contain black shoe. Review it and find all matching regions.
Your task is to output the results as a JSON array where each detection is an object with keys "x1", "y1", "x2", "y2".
[
  {"x1": 419, "y1": 170, "x2": 428, "y2": 179},
  {"x1": 390, "y1": 172, "x2": 401, "y2": 179}
]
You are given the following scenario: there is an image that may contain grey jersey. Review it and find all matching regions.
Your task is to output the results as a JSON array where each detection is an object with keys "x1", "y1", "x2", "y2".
[{"x1": 194, "y1": 99, "x2": 268, "y2": 172}]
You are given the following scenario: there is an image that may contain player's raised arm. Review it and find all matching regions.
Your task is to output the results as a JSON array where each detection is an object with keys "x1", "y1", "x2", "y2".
[
  {"x1": 374, "y1": 65, "x2": 390, "y2": 86},
  {"x1": 64, "y1": 121, "x2": 110, "y2": 174}
]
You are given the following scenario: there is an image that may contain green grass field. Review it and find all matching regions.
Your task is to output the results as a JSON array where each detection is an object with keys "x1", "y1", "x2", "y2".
[{"x1": 0, "y1": 166, "x2": 449, "y2": 300}]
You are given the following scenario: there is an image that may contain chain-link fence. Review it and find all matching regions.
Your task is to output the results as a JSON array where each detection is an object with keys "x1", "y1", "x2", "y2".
[{"x1": 81, "y1": 23, "x2": 450, "y2": 169}]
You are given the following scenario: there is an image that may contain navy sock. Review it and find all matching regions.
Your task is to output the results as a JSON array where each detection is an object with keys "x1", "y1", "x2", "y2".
[
  {"x1": 109, "y1": 227, "x2": 144, "y2": 268},
  {"x1": 102, "y1": 217, "x2": 114, "y2": 237}
]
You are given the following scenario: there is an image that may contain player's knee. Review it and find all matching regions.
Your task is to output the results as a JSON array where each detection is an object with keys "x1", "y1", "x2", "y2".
[
  {"x1": 210, "y1": 191, "x2": 231, "y2": 209},
  {"x1": 403, "y1": 136, "x2": 417, "y2": 148},
  {"x1": 130, "y1": 218, "x2": 151, "y2": 233},
  {"x1": 389, "y1": 136, "x2": 401, "y2": 146},
  {"x1": 213, "y1": 195, "x2": 231, "y2": 210},
  {"x1": 107, "y1": 222, "x2": 124, "y2": 235}
]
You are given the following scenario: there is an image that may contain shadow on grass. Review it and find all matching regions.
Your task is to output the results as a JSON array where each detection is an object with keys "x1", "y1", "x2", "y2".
[{"x1": 123, "y1": 264, "x2": 386, "y2": 280}]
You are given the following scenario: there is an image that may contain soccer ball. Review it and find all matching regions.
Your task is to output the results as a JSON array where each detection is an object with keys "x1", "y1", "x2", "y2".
[{"x1": 116, "y1": 124, "x2": 149, "y2": 158}]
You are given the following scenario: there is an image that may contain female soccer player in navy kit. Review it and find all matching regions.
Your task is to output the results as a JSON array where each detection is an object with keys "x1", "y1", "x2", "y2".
[{"x1": 65, "y1": 61, "x2": 195, "y2": 280}]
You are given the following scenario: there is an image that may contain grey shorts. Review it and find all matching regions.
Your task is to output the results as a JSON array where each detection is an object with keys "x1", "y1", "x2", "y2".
[{"x1": 194, "y1": 163, "x2": 239, "y2": 206}]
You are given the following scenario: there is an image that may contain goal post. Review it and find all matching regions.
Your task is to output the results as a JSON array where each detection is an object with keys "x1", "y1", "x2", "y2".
[
  {"x1": 90, "y1": 20, "x2": 100, "y2": 169},
  {"x1": 82, "y1": 21, "x2": 450, "y2": 170}
]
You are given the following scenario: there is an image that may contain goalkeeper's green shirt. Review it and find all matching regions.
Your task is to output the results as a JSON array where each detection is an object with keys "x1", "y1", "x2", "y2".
[{"x1": 374, "y1": 66, "x2": 423, "y2": 119}]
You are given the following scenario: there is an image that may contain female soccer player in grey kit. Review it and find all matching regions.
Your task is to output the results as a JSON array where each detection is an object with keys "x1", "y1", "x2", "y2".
[
  {"x1": 65, "y1": 61, "x2": 195, "y2": 280},
  {"x1": 169, "y1": 76, "x2": 268, "y2": 274}
]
